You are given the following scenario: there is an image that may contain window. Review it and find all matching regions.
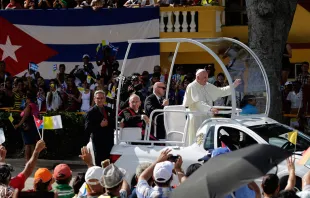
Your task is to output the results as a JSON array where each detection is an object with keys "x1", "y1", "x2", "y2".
[
  {"x1": 204, "y1": 126, "x2": 215, "y2": 150},
  {"x1": 216, "y1": 126, "x2": 258, "y2": 150},
  {"x1": 249, "y1": 123, "x2": 310, "y2": 152}
]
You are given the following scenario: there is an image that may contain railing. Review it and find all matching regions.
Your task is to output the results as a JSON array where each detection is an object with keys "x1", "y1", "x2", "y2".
[{"x1": 160, "y1": 6, "x2": 225, "y2": 36}]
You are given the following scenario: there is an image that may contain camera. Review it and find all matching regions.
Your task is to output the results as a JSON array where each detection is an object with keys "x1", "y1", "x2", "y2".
[{"x1": 168, "y1": 155, "x2": 179, "y2": 163}]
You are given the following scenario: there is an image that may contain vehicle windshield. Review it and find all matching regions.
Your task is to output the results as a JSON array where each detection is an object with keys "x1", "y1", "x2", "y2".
[{"x1": 248, "y1": 124, "x2": 310, "y2": 152}]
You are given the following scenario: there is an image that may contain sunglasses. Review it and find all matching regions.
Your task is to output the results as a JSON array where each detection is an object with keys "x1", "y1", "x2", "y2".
[{"x1": 158, "y1": 86, "x2": 166, "y2": 90}]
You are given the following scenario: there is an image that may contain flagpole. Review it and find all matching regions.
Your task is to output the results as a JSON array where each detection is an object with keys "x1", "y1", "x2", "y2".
[
  {"x1": 33, "y1": 115, "x2": 42, "y2": 139},
  {"x1": 42, "y1": 116, "x2": 44, "y2": 140}
]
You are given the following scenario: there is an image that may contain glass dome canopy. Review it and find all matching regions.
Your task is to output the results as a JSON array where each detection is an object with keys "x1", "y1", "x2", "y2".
[{"x1": 116, "y1": 37, "x2": 270, "y2": 118}]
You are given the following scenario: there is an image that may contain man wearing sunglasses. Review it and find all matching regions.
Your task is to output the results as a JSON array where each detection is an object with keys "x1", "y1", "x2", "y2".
[{"x1": 145, "y1": 82, "x2": 169, "y2": 140}]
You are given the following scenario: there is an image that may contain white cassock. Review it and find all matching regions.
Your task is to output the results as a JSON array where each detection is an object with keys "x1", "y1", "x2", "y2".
[{"x1": 183, "y1": 80, "x2": 232, "y2": 145}]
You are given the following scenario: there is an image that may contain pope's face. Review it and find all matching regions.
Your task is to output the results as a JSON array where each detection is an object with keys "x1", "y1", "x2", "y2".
[{"x1": 197, "y1": 71, "x2": 208, "y2": 86}]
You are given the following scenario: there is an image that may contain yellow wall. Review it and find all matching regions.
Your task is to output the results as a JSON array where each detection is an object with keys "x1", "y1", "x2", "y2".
[
  {"x1": 222, "y1": 5, "x2": 310, "y2": 43},
  {"x1": 159, "y1": 4, "x2": 310, "y2": 72}
]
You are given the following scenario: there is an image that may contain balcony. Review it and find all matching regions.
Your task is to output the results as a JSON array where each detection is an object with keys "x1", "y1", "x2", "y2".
[{"x1": 160, "y1": 6, "x2": 225, "y2": 52}]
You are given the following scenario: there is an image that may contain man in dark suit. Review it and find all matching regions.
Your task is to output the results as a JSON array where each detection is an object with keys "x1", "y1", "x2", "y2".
[
  {"x1": 144, "y1": 82, "x2": 169, "y2": 139},
  {"x1": 85, "y1": 90, "x2": 115, "y2": 166}
]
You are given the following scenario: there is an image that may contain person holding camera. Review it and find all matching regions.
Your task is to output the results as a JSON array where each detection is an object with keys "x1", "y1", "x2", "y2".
[
  {"x1": 52, "y1": 0, "x2": 67, "y2": 8},
  {"x1": 137, "y1": 149, "x2": 184, "y2": 198}
]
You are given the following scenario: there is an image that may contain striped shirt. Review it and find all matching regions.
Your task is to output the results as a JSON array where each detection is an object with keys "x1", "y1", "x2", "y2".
[
  {"x1": 136, "y1": 180, "x2": 172, "y2": 198},
  {"x1": 13, "y1": 91, "x2": 23, "y2": 109},
  {"x1": 53, "y1": 184, "x2": 75, "y2": 198}
]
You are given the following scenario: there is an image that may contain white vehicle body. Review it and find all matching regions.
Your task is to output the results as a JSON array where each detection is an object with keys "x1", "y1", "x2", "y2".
[{"x1": 87, "y1": 38, "x2": 309, "y2": 190}]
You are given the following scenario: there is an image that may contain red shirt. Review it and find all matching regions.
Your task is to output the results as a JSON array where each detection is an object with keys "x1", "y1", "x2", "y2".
[
  {"x1": 5, "y1": 2, "x2": 23, "y2": 9},
  {"x1": 9, "y1": 173, "x2": 26, "y2": 191}
]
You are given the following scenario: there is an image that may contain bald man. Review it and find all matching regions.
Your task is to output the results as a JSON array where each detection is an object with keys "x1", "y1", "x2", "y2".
[
  {"x1": 183, "y1": 69, "x2": 241, "y2": 145},
  {"x1": 144, "y1": 82, "x2": 168, "y2": 140}
]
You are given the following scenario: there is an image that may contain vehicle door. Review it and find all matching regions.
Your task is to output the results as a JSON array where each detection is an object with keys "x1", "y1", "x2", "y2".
[{"x1": 213, "y1": 124, "x2": 267, "y2": 150}]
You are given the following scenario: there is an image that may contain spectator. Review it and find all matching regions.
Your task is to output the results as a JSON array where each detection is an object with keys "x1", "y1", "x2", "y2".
[
  {"x1": 32, "y1": 168, "x2": 54, "y2": 192},
  {"x1": 5, "y1": 0, "x2": 22, "y2": 9},
  {"x1": 46, "y1": 80, "x2": 63, "y2": 111},
  {"x1": 277, "y1": 190, "x2": 299, "y2": 198},
  {"x1": 0, "y1": 141, "x2": 46, "y2": 192},
  {"x1": 24, "y1": 0, "x2": 36, "y2": 9},
  {"x1": 0, "y1": 79, "x2": 13, "y2": 108},
  {"x1": 262, "y1": 157, "x2": 295, "y2": 198},
  {"x1": 72, "y1": 173, "x2": 85, "y2": 198},
  {"x1": 101, "y1": 164, "x2": 130, "y2": 197},
  {"x1": 137, "y1": 148, "x2": 174, "y2": 198},
  {"x1": 53, "y1": 0, "x2": 67, "y2": 8},
  {"x1": 286, "y1": 81, "x2": 303, "y2": 114},
  {"x1": 205, "y1": 65, "x2": 216, "y2": 84},
  {"x1": 52, "y1": 164, "x2": 75, "y2": 198},
  {"x1": 151, "y1": 65, "x2": 165, "y2": 83},
  {"x1": 147, "y1": 72, "x2": 160, "y2": 95},
  {"x1": 0, "y1": 61, "x2": 11, "y2": 84},
  {"x1": 80, "y1": 81, "x2": 93, "y2": 112},
  {"x1": 64, "y1": 75, "x2": 81, "y2": 112},
  {"x1": 80, "y1": 0, "x2": 91, "y2": 7},
  {"x1": 91, "y1": 0, "x2": 104, "y2": 10},
  {"x1": 282, "y1": 43, "x2": 292, "y2": 86},
  {"x1": 56, "y1": 64, "x2": 69, "y2": 88},
  {"x1": 14, "y1": 93, "x2": 40, "y2": 163},
  {"x1": 176, "y1": 79, "x2": 188, "y2": 105},
  {"x1": 38, "y1": 0, "x2": 52, "y2": 8},
  {"x1": 129, "y1": 162, "x2": 153, "y2": 198},
  {"x1": 296, "y1": 170, "x2": 310, "y2": 198},
  {"x1": 12, "y1": 78, "x2": 25, "y2": 110},
  {"x1": 37, "y1": 85, "x2": 46, "y2": 111},
  {"x1": 240, "y1": 95, "x2": 258, "y2": 115},
  {"x1": 78, "y1": 166, "x2": 104, "y2": 197},
  {"x1": 296, "y1": 62, "x2": 310, "y2": 86},
  {"x1": 0, "y1": 163, "x2": 14, "y2": 197}
]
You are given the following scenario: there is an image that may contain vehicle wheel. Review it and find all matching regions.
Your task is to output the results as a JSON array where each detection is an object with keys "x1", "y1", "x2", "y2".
[{"x1": 279, "y1": 176, "x2": 302, "y2": 191}]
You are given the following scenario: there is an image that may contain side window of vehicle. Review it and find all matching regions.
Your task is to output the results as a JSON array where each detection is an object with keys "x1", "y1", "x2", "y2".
[
  {"x1": 204, "y1": 126, "x2": 215, "y2": 150},
  {"x1": 217, "y1": 127, "x2": 258, "y2": 150}
]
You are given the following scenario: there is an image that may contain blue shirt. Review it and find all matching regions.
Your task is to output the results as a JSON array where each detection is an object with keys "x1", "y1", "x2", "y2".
[
  {"x1": 136, "y1": 180, "x2": 172, "y2": 198},
  {"x1": 225, "y1": 185, "x2": 256, "y2": 198},
  {"x1": 240, "y1": 104, "x2": 258, "y2": 115}
]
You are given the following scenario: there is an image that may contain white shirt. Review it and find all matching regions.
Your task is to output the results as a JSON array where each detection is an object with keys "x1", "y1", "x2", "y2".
[
  {"x1": 46, "y1": 91, "x2": 62, "y2": 111},
  {"x1": 287, "y1": 91, "x2": 303, "y2": 109}
]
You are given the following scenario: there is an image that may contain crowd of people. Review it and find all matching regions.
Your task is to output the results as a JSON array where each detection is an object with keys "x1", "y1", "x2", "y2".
[
  {"x1": 0, "y1": 0, "x2": 218, "y2": 10},
  {"x1": 0, "y1": 140, "x2": 309, "y2": 198}
]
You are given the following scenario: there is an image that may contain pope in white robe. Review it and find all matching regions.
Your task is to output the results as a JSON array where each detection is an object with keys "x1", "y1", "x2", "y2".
[{"x1": 183, "y1": 69, "x2": 241, "y2": 145}]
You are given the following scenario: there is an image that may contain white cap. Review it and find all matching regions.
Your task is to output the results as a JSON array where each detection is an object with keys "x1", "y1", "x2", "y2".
[
  {"x1": 83, "y1": 54, "x2": 90, "y2": 59},
  {"x1": 85, "y1": 166, "x2": 104, "y2": 185},
  {"x1": 285, "y1": 81, "x2": 292, "y2": 86},
  {"x1": 196, "y1": 69, "x2": 206, "y2": 76},
  {"x1": 153, "y1": 161, "x2": 173, "y2": 183}
]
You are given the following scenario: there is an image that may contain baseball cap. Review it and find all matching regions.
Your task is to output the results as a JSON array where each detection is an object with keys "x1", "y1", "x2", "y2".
[
  {"x1": 211, "y1": 147, "x2": 230, "y2": 157},
  {"x1": 83, "y1": 54, "x2": 90, "y2": 59},
  {"x1": 85, "y1": 166, "x2": 104, "y2": 186},
  {"x1": 153, "y1": 161, "x2": 173, "y2": 183},
  {"x1": 0, "y1": 163, "x2": 13, "y2": 182},
  {"x1": 34, "y1": 168, "x2": 53, "y2": 183},
  {"x1": 53, "y1": 164, "x2": 72, "y2": 180}
]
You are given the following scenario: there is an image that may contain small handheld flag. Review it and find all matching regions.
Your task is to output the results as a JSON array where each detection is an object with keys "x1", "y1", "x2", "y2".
[
  {"x1": 29, "y1": 62, "x2": 39, "y2": 72},
  {"x1": 8, "y1": 113, "x2": 14, "y2": 124},
  {"x1": 87, "y1": 75, "x2": 91, "y2": 84},
  {"x1": 43, "y1": 115, "x2": 63, "y2": 130},
  {"x1": 53, "y1": 64, "x2": 57, "y2": 73},
  {"x1": 33, "y1": 115, "x2": 43, "y2": 129},
  {"x1": 287, "y1": 131, "x2": 298, "y2": 145}
]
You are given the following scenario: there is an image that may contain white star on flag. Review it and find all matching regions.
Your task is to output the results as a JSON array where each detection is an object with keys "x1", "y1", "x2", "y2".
[{"x1": 0, "y1": 36, "x2": 22, "y2": 62}]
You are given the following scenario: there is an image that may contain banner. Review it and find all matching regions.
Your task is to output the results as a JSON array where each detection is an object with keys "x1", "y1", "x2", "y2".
[{"x1": 0, "y1": 8, "x2": 160, "y2": 78}]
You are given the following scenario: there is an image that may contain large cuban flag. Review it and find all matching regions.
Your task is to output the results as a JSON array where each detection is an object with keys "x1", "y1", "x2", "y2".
[{"x1": 0, "y1": 8, "x2": 160, "y2": 79}]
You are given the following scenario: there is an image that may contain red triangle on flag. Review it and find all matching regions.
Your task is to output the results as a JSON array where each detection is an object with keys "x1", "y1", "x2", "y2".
[{"x1": 0, "y1": 17, "x2": 58, "y2": 76}]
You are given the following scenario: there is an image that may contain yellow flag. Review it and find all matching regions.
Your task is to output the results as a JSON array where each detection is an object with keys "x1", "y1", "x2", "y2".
[
  {"x1": 102, "y1": 40, "x2": 109, "y2": 47},
  {"x1": 8, "y1": 113, "x2": 14, "y2": 123},
  {"x1": 287, "y1": 131, "x2": 298, "y2": 145},
  {"x1": 43, "y1": 115, "x2": 63, "y2": 130}
]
